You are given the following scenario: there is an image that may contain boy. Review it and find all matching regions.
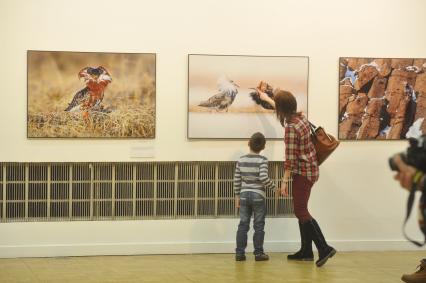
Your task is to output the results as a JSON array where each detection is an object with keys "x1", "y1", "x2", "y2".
[{"x1": 234, "y1": 132, "x2": 276, "y2": 261}]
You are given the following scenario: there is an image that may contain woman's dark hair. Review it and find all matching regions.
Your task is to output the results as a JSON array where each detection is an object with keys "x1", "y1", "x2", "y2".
[
  {"x1": 249, "y1": 132, "x2": 266, "y2": 153},
  {"x1": 273, "y1": 90, "x2": 300, "y2": 126}
]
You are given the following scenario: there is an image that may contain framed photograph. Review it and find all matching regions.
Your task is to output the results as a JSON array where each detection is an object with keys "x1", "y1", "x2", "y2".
[
  {"x1": 188, "y1": 54, "x2": 309, "y2": 139},
  {"x1": 27, "y1": 50, "x2": 156, "y2": 138},
  {"x1": 339, "y1": 57, "x2": 426, "y2": 140}
]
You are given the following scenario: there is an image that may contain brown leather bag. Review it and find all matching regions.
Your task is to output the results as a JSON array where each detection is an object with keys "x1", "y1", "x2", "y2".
[{"x1": 308, "y1": 122, "x2": 340, "y2": 165}]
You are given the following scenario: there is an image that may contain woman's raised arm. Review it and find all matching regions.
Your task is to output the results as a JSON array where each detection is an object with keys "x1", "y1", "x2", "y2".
[{"x1": 257, "y1": 89, "x2": 275, "y2": 109}]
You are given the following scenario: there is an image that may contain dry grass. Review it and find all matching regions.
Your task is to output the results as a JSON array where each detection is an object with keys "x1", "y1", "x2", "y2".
[
  {"x1": 27, "y1": 51, "x2": 155, "y2": 138},
  {"x1": 28, "y1": 105, "x2": 155, "y2": 138}
]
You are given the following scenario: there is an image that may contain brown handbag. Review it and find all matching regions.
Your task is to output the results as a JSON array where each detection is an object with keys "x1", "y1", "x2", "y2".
[{"x1": 308, "y1": 121, "x2": 340, "y2": 165}]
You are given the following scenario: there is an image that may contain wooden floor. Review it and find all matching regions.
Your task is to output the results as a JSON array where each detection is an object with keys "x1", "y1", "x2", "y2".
[{"x1": 0, "y1": 251, "x2": 423, "y2": 283}]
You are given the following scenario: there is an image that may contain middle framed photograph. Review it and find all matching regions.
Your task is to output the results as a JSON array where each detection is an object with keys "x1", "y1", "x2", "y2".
[{"x1": 188, "y1": 54, "x2": 309, "y2": 139}]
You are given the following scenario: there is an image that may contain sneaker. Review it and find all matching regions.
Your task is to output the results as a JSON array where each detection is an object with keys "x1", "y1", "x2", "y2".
[
  {"x1": 235, "y1": 254, "x2": 246, "y2": 261},
  {"x1": 402, "y1": 259, "x2": 426, "y2": 283},
  {"x1": 255, "y1": 253, "x2": 269, "y2": 261}
]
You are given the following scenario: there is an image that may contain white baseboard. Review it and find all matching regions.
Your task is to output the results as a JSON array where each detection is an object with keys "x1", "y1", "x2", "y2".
[{"x1": 0, "y1": 240, "x2": 422, "y2": 258}]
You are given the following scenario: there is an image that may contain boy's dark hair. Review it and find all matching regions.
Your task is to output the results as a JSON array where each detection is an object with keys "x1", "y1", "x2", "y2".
[{"x1": 249, "y1": 132, "x2": 266, "y2": 153}]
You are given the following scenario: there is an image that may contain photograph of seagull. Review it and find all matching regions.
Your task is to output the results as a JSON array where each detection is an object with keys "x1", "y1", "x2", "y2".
[
  {"x1": 198, "y1": 76, "x2": 239, "y2": 112},
  {"x1": 188, "y1": 54, "x2": 308, "y2": 139}
]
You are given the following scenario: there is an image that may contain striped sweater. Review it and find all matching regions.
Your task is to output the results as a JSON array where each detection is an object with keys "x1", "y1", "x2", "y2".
[{"x1": 234, "y1": 153, "x2": 275, "y2": 198}]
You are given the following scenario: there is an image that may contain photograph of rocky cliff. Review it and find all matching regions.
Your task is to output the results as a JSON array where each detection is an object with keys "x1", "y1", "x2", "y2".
[{"x1": 339, "y1": 57, "x2": 426, "y2": 140}]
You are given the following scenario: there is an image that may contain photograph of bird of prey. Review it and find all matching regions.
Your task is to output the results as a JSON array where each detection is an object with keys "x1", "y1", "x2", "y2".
[
  {"x1": 64, "y1": 66, "x2": 112, "y2": 121},
  {"x1": 27, "y1": 51, "x2": 156, "y2": 138},
  {"x1": 188, "y1": 54, "x2": 309, "y2": 139}
]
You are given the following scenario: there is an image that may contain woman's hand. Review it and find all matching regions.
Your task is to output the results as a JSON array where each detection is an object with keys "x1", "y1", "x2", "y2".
[
  {"x1": 257, "y1": 89, "x2": 269, "y2": 101},
  {"x1": 275, "y1": 187, "x2": 281, "y2": 197},
  {"x1": 280, "y1": 180, "x2": 289, "y2": 197},
  {"x1": 256, "y1": 88, "x2": 275, "y2": 108}
]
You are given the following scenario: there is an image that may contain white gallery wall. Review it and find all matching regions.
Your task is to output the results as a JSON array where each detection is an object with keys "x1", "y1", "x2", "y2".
[{"x1": 0, "y1": 0, "x2": 426, "y2": 257}]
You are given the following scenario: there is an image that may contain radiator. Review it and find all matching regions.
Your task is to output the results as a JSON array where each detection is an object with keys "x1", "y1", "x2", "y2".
[{"x1": 0, "y1": 162, "x2": 293, "y2": 222}]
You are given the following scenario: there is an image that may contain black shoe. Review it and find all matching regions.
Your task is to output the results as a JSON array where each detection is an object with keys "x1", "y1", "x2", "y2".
[
  {"x1": 288, "y1": 221, "x2": 314, "y2": 261},
  {"x1": 287, "y1": 250, "x2": 314, "y2": 261},
  {"x1": 235, "y1": 254, "x2": 246, "y2": 261},
  {"x1": 304, "y1": 219, "x2": 336, "y2": 267},
  {"x1": 255, "y1": 253, "x2": 269, "y2": 261},
  {"x1": 316, "y1": 247, "x2": 336, "y2": 267}
]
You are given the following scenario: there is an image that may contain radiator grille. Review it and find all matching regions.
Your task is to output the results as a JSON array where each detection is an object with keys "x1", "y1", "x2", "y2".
[{"x1": 0, "y1": 162, "x2": 293, "y2": 222}]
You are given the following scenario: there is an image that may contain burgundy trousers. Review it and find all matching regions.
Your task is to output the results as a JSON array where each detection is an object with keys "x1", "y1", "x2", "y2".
[{"x1": 292, "y1": 174, "x2": 314, "y2": 223}]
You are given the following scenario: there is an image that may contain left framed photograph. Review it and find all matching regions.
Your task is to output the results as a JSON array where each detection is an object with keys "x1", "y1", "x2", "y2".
[
  {"x1": 27, "y1": 50, "x2": 156, "y2": 138},
  {"x1": 188, "y1": 54, "x2": 309, "y2": 139}
]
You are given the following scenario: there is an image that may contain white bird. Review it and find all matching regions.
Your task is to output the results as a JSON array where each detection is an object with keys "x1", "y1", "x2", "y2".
[{"x1": 198, "y1": 76, "x2": 239, "y2": 112}]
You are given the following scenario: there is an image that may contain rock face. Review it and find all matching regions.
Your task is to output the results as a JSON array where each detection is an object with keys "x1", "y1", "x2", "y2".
[
  {"x1": 386, "y1": 91, "x2": 410, "y2": 139},
  {"x1": 390, "y1": 69, "x2": 417, "y2": 87},
  {"x1": 354, "y1": 65, "x2": 379, "y2": 91},
  {"x1": 414, "y1": 73, "x2": 426, "y2": 133},
  {"x1": 391, "y1": 59, "x2": 414, "y2": 70},
  {"x1": 368, "y1": 77, "x2": 387, "y2": 98},
  {"x1": 339, "y1": 57, "x2": 426, "y2": 140},
  {"x1": 339, "y1": 58, "x2": 348, "y2": 80},
  {"x1": 385, "y1": 69, "x2": 417, "y2": 139},
  {"x1": 414, "y1": 59, "x2": 426, "y2": 72},
  {"x1": 387, "y1": 71, "x2": 408, "y2": 96},
  {"x1": 347, "y1": 58, "x2": 371, "y2": 71},
  {"x1": 357, "y1": 99, "x2": 384, "y2": 139},
  {"x1": 339, "y1": 78, "x2": 355, "y2": 114},
  {"x1": 339, "y1": 93, "x2": 368, "y2": 139},
  {"x1": 375, "y1": 59, "x2": 392, "y2": 77}
]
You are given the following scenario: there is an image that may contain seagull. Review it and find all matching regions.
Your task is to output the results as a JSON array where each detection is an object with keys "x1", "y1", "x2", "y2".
[{"x1": 198, "y1": 76, "x2": 239, "y2": 112}]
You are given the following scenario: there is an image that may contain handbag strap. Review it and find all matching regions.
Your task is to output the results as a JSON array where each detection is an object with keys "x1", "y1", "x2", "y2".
[
  {"x1": 308, "y1": 120, "x2": 317, "y2": 136},
  {"x1": 403, "y1": 184, "x2": 426, "y2": 247}
]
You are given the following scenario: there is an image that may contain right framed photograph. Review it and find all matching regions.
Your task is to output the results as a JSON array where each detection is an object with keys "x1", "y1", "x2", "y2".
[{"x1": 339, "y1": 57, "x2": 426, "y2": 140}]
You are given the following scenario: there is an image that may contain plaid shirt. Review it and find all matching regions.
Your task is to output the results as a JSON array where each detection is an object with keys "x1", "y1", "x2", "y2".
[{"x1": 284, "y1": 115, "x2": 319, "y2": 183}]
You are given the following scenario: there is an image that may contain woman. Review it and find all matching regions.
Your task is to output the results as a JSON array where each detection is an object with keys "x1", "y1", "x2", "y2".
[{"x1": 258, "y1": 89, "x2": 336, "y2": 267}]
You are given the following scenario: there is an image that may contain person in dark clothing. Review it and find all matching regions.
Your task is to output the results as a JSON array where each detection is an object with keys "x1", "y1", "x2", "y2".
[{"x1": 393, "y1": 155, "x2": 426, "y2": 283}]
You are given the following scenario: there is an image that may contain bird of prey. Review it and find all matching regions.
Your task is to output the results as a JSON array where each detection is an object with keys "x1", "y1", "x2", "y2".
[
  {"x1": 198, "y1": 76, "x2": 239, "y2": 112},
  {"x1": 249, "y1": 80, "x2": 275, "y2": 110},
  {"x1": 65, "y1": 66, "x2": 112, "y2": 121}
]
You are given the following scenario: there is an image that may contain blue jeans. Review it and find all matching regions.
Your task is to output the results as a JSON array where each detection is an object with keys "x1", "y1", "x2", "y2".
[{"x1": 236, "y1": 191, "x2": 266, "y2": 255}]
